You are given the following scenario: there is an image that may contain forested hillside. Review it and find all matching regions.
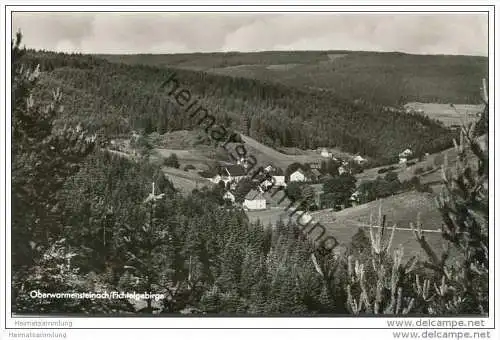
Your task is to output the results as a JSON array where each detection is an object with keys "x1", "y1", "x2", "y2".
[
  {"x1": 27, "y1": 50, "x2": 455, "y2": 164},
  {"x1": 101, "y1": 50, "x2": 488, "y2": 105}
]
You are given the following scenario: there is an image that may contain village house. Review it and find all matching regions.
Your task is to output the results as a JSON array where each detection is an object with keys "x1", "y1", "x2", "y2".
[
  {"x1": 210, "y1": 174, "x2": 223, "y2": 184},
  {"x1": 237, "y1": 157, "x2": 253, "y2": 170},
  {"x1": 260, "y1": 179, "x2": 274, "y2": 191},
  {"x1": 272, "y1": 175, "x2": 286, "y2": 187},
  {"x1": 290, "y1": 169, "x2": 308, "y2": 182},
  {"x1": 399, "y1": 148, "x2": 413, "y2": 164},
  {"x1": 338, "y1": 165, "x2": 349, "y2": 175},
  {"x1": 223, "y1": 191, "x2": 236, "y2": 203},
  {"x1": 320, "y1": 148, "x2": 333, "y2": 158},
  {"x1": 352, "y1": 155, "x2": 367, "y2": 164},
  {"x1": 260, "y1": 175, "x2": 285, "y2": 191},
  {"x1": 221, "y1": 164, "x2": 247, "y2": 183},
  {"x1": 264, "y1": 165, "x2": 274, "y2": 173},
  {"x1": 243, "y1": 189, "x2": 267, "y2": 211},
  {"x1": 350, "y1": 191, "x2": 360, "y2": 207}
]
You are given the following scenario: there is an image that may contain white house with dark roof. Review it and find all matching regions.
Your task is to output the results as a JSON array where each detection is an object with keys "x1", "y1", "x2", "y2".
[
  {"x1": 243, "y1": 189, "x2": 267, "y2": 210},
  {"x1": 221, "y1": 164, "x2": 247, "y2": 183},
  {"x1": 290, "y1": 169, "x2": 308, "y2": 182},
  {"x1": 399, "y1": 148, "x2": 413, "y2": 164}
]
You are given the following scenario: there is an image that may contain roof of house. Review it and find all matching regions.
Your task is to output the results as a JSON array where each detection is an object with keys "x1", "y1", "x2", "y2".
[
  {"x1": 245, "y1": 189, "x2": 266, "y2": 201},
  {"x1": 399, "y1": 149, "x2": 413, "y2": 157},
  {"x1": 311, "y1": 169, "x2": 322, "y2": 177},
  {"x1": 223, "y1": 191, "x2": 235, "y2": 197},
  {"x1": 291, "y1": 168, "x2": 306, "y2": 176},
  {"x1": 223, "y1": 165, "x2": 247, "y2": 177},
  {"x1": 320, "y1": 173, "x2": 334, "y2": 180}
]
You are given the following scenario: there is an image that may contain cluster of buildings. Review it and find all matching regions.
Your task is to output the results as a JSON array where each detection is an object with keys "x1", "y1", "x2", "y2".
[
  {"x1": 210, "y1": 147, "x2": 416, "y2": 211},
  {"x1": 210, "y1": 163, "x2": 285, "y2": 211},
  {"x1": 222, "y1": 189, "x2": 267, "y2": 211},
  {"x1": 320, "y1": 148, "x2": 367, "y2": 165},
  {"x1": 213, "y1": 157, "x2": 357, "y2": 211},
  {"x1": 322, "y1": 146, "x2": 416, "y2": 167}
]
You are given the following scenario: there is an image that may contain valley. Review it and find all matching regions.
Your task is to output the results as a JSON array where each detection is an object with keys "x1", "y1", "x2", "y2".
[{"x1": 10, "y1": 12, "x2": 489, "y2": 318}]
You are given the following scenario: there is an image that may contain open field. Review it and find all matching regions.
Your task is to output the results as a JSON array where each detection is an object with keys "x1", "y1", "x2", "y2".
[
  {"x1": 247, "y1": 190, "x2": 448, "y2": 260},
  {"x1": 160, "y1": 166, "x2": 213, "y2": 194},
  {"x1": 237, "y1": 134, "x2": 329, "y2": 170},
  {"x1": 108, "y1": 137, "x2": 215, "y2": 195},
  {"x1": 155, "y1": 148, "x2": 214, "y2": 170},
  {"x1": 356, "y1": 135, "x2": 486, "y2": 187},
  {"x1": 246, "y1": 208, "x2": 291, "y2": 227},
  {"x1": 152, "y1": 131, "x2": 333, "y2": 172},
  {"x1": 405, "y1": 102, "x2": 484, "y2": 126},
  {"x1": 310, "y1": 191, "x2": 444, "y2": 259},
  {"x1": 153, "y1": 129, "x2": 210, "y2": 149},
  {"x1": 248, "y1": 189, "x2": 446, "y2": 260},
  {"x1": 278, "y1": 146, "x2": 354, "y2": 160}
]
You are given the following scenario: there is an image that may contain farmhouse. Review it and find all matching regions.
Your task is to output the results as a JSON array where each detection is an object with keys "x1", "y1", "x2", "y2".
[
  {"x1": 290, "y1": 169, "x2": 308, "y2": 182},
  {"x1": 399, "y1": 148, "x2": 413, "y2": 164},
  {"x1": 221, "y1": 165, "x2": 247, "y2": 183},
  {"x1": 243, "y1": 189, "x2": 267, "y2": 211}
]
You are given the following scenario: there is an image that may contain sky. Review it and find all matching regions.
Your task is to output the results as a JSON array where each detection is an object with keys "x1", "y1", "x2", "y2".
[{"x1": 12, "y1": 12, "x2": 488, "y2": 56}]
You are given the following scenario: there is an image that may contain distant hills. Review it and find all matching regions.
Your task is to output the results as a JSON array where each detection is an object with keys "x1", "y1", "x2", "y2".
[
  {"x1": 100, "y1": 50, "x2": 488, "y2": 105},
  {"x1": 25, "y1": 49, "x2": 486, "y2": 164}
]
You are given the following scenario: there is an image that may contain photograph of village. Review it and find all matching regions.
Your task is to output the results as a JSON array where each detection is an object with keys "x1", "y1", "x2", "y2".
[{"x1": 9, "y1": 11, "x2": 489, "y2": 317}]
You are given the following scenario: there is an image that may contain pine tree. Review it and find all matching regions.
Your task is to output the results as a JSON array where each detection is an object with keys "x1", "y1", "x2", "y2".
[
  {"x1": 12, "y1": 32, "x2": 97, "y2": 312},
  {"x1": 412, "y1": 82, "x2": 489, "y2": 314},
  {"x1": 12, "y1": 32, "x2": 96, "y2": 268}
]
